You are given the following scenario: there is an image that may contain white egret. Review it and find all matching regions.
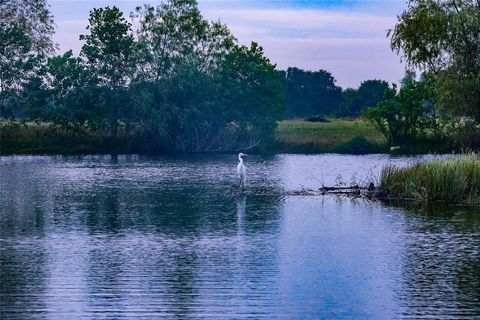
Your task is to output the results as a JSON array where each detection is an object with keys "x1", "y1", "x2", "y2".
[{"x1": 237, "y1": 153, "x2": 247, "y2": 188}]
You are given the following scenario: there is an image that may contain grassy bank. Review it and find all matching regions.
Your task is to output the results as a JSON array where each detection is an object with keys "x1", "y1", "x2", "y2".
[
  {"x1": 2, "y1": 119, "x2": 388, "y2": 155},
  {"x1": 0, "y1": 119, "x2": 450, "y2": 155},
  {"x1": 275, "y1": 119, "x2": 387, "y2": 154},
  {"x1": 380, "y1": 154, "x2": 480, "y2": 204},
  {"x1": 0, "y1": 121, "x2": 143, "y2": 154}
]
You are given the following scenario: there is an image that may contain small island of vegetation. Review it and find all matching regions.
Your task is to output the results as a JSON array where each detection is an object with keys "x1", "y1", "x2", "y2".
[{"x1": 380, "y1": 154, "x2": 480, "y2": 205}]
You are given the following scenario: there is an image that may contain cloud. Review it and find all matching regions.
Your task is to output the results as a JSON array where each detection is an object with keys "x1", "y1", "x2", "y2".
[
  {"x1": 201, "y1": 7, "x2": 404, "y2": 87},
  {"x1": 50, "y1": 1, "x2": 406, "y2": 88},
  {"x1": 204, "y1": 8, "x2": 395, "y2": 35}
]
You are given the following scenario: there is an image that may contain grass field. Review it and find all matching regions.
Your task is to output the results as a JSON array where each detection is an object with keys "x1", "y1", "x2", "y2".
[{"x1": 275, "y1": 119, "x2": 387, "y2": 154}]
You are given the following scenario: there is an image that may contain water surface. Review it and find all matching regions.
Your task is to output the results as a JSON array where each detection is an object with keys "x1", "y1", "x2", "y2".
[{"x1": 1, "y1": 154, "x2": 479, "y2": 319}]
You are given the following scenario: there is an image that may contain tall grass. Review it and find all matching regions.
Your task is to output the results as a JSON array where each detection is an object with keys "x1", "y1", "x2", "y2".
[{"x1": 380, "y1": 154, "x2": 480, "y2": 204}]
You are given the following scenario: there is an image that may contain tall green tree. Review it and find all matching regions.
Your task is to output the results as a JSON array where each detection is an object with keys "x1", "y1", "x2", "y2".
[
  {"x1": 389, "y1": 0, "x2": 480, "y2": 121},
  {"x1": 80, "y1": 6, "x2": 137, "y2": 139},
  {"x1": 363, "y1": 73, "x2": 437, "y2": 145},
  {"x1": 129, "y1": 0, "x2": 237, "y2": 151},
  {"x1": 44, "y1": 50, "x2": 102, "y2": 128},
  {"x1": 0, "y1": 0, "x2": 55, "y2": 118},
  {"x1": 132, "y1": 0, "x2": 235, "y2": 80},
  {"x1": 0, "y1": 0, "x2": 55, "y2": 55},
  {"x1": 339, "y1": 80, "x2": 389, "y2": 117},
  {"x1": 282, "y1": 67, "x2": 342, "y2": 118},
  {"x1": 221, "y1": 42, "x2": 285, "y2": 149}
]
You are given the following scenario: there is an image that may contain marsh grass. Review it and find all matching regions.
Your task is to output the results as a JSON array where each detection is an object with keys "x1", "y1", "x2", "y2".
[{"x1": 380, "y1": 154, "x2": 480, "y2": 204}]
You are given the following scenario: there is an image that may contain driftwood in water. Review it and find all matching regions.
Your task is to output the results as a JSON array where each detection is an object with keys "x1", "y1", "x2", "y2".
[
  {"x1": 321, "y1": 185, "x2": 359, "y2": 190},
  {"x1": 289, "y1": 182, "x2": 380, "y2": 199},
  {"x1": 321, "y1": 186, "x2": 362, "y2": 196}
]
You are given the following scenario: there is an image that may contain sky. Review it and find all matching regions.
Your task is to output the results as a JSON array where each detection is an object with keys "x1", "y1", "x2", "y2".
[{"x1": 49, "y1": 0, "x2": 407, "y2": 88}]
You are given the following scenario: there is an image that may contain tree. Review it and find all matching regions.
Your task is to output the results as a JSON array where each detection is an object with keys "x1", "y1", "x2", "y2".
[
  {"x1": 339, "y1": 80, "x2": 389, "y2": 117},
  {"x1": 129, "y1": 0, "x2": 237, "y2": 151},
  {"x1": 0, "y1": 0, "x2": 55, "y2": 118},
  {"x1": 131, "y1": 41, "x2": 285, "y2": 152},
  {"x1": 389, "y1": 0, "x2": 480, "y2": 121},
  {"x1": 0, "y1": 0, "x2": 55, "y2": 55},
  {"x1": 220, "y1": 42, "x2": 285, "y2": 149},
  {"x1": 132, "y1": 0, "x2": 235, "y2": 80},
  {"x1": 363, "y1": 73, "x2": 437, "y2": 145},
  {"x1": 80, "y1": 6, "x2": 137, "y2": 139},
  {"x1": 0, "y1": 1, "x2": 291, "y2": 153},
  {"x1": 282, "y1": 67, "x2": 342, "y2": 118},
  {"x1": 43, "y1": 50, "x2": 102, "y2": 128}
]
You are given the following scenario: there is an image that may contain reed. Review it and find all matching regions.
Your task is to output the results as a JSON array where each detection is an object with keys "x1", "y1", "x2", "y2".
[{"x1": 380, "y1": 154, "x2": 480, "y2": 204}]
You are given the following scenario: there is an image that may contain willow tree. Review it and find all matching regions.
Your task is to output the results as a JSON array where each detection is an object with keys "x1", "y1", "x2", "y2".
[{"x1": 389, "y1": 0, "x2": 480, "y2": 121}]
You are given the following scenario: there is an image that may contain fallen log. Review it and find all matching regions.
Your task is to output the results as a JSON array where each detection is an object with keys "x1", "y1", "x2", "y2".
[{"x1": 320, "y1": 185, "x2": 364, "y2": 191}]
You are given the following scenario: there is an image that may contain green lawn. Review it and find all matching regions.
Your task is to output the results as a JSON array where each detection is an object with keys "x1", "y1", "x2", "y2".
[{"x1": 275, "y1": 119, "x2": 386, "y2": 153}]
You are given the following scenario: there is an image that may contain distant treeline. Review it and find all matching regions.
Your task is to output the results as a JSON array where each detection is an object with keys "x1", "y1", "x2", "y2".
[
  {"x1": 1, "y1": 0, "x2": 479, "y2": 153},
  {"x1": 279, "y1": 68, "x2": 389, "y2": 118}
]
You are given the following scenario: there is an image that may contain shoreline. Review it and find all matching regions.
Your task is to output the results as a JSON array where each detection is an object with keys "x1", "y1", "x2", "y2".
[{"x1": 1, "y1": 119, "x2": 453, "y2": 156}]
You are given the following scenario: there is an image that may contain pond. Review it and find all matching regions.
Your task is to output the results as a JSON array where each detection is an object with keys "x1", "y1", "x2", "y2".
[{"x1": 1, "y1": 154, "x2": 479, "y2": 319}]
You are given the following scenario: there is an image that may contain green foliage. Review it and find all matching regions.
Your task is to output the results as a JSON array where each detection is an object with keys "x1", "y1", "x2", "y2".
[
  {"x1": 339, "y1": 80, "x2": 389, "y2": 117},
  {"x1": 131, "y1": 42, "x2": 285, "y2": 152},
  {"x1": 80, "y1": 6, "x2": 136, "y2": 87},
  {"x1": 380, "y1": 154, "x2": 480, "y2": 203},
  {"x1": 132, "y1": 1, "x2": 235, "y2": 79},
  {"x1": 0, "y1": 0, "x2": 54, "y2": 118},
  {"x1": 0, "y1": 0, "x2": 55, "y2": 55},
  {"x1": 12, "y1": 0, "x2": 478, "y2": 155},
  {"x1": 281, "y1": 67, "x2": 342, "y2": 118},
  {"x1": 22, "y1": 1, "x2": 282, "y2": 153},
  {"x1": 390, "y1": 0, "x2": 480, "y2": 121},
  {"x1": 363, "y1": 73, "x2": 439, "y2": 145},
  {"x1": 221, "y1": 43, "x2": 285, "y2": 149},
  {"x1": 44, "y1": 50, "x2": 102, "y2": 127},
  {"x1": 79, "y1": 6, "x2": 137, "y2": 139},
  {"x1": 127, "y1": 0, "x2": 239, "y2": 152}
]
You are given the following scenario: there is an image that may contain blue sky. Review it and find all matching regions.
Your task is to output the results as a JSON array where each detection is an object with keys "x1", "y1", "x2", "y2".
[{"x1": 49, "y1": 0, "x2": 407, "y2": 88}]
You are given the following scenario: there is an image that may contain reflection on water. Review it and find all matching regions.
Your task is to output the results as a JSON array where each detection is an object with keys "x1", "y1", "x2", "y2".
[
  {"x1": 1, "y1": 154, "x2": 479, "y2": 319},
  {"x1": 386, "y1": 202, "x2": 480, "y2": 318}
]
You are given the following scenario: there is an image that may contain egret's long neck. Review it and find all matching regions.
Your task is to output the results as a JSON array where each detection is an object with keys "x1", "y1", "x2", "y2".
[{"x1": 238, "y1": 155, "x2": 243, "y2": 164}]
